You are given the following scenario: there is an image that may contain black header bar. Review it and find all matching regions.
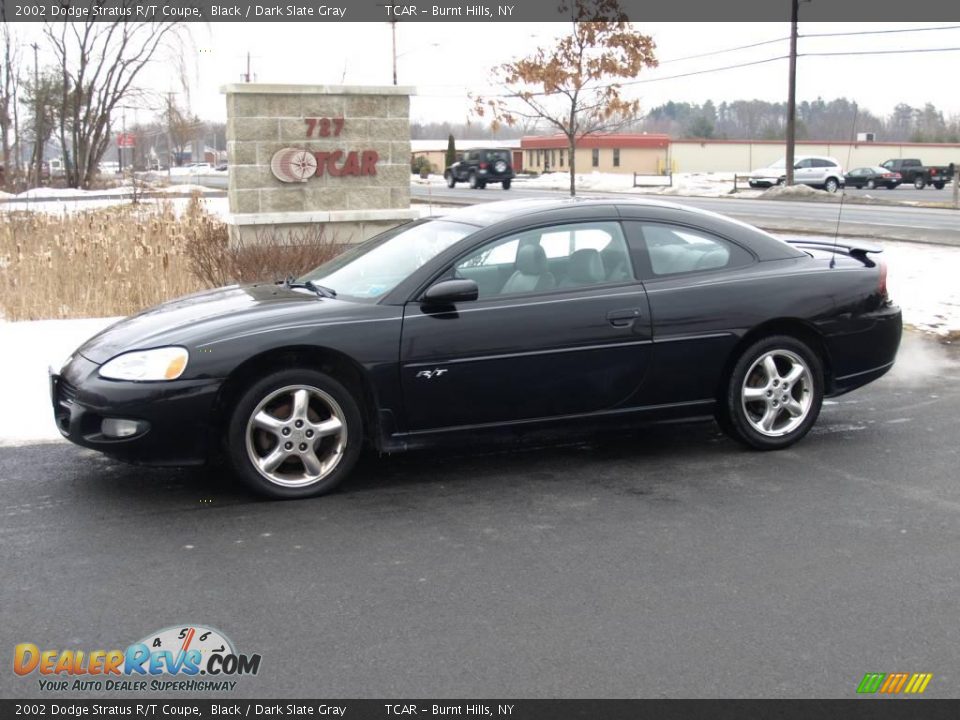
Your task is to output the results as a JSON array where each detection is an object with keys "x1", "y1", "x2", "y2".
[
  {"x1": 2, "y1": 0, "x2": 960, "y2": 22},
  {"x1": 2, "y1": 700, "x2": 960, "y2": 720}
]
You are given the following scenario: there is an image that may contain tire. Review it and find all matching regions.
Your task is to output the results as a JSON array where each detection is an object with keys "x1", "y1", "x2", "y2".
[
  {"x1": 914, "y1": 177, "x2": 926, "y2": 190},
  {"x1": 445, "y1": 172, "x2": 456, "y2": 188},
  {"x1": 934, "y1": 182, "x2": 945, "y2": 190},
  {"x1": 502, "y1": 179, "x2": 511, "y2": 190},
  {"x1": 719, "y1": 335, "x2": 824, "y2": 451},
  {"x1": 776, "y1": 177, "x2": 785, "y2": 186},
  {"x1": 225, "y1": 368, "x2": 363, "y2": 499},
  {"x1": 468, "y1": 172, "x2": 479, "y2": 189},
  {"x1": 865, "y1": 179, "x2": 876, "y2": 190},
  {"x1": 824, "y1": 177, "x2": 840, "y2": 193},
  {"x1": 885, "y1": 184, "x2": 896, "y2": 190}
]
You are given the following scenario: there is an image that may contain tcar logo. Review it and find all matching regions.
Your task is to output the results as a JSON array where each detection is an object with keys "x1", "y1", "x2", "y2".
[{"x1": 270, "y1": 148, "x2": 317, "y2": 183}]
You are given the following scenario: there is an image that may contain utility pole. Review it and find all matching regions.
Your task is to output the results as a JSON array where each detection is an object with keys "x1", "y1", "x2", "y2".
[
  {"x1": 31, "y1": 41, "x2": 39, "y2": 186},
  {"x1": 784, "y1": 0, "x2": 799, "y2": 186},
  {"x1": 391, "y1": 20, "x2": 397, "y2": 85}
]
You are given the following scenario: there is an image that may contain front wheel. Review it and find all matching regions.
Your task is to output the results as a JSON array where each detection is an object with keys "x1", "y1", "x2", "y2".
[
  {"x1": 445, "y1": 172, "x2": 456, "y2": 188},
  {"x1": 719, "y1": 335, "x2": 824, "y2": 450},
  {"x1": 824, "y1": 177, "x2": 840, "y2": 193},
  {"x1": 225, "y1": 368, "x2": 363, "y2": 499}
]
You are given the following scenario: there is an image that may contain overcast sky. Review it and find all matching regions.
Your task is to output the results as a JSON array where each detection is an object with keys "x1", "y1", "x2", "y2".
[{"x1": 16, "y1": 21, "x2": 960, "y2": 127}]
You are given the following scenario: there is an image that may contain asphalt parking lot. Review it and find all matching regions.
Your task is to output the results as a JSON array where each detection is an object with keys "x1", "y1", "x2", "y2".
[{"x1": 2, "y1": 332, "x2": 958, "y2": 699}]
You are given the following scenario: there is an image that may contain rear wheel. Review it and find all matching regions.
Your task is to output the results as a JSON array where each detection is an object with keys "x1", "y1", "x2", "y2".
[
  {"x1": 914, "y1": 177, "x2": 926, "y2": 189},
  {"x1": 226, "y1": 368, "x2": 363, "y2": 499},
  {"x1": 934, "y1": 182, "x2": 945, "y2": 190},
  {"x1": 445, "y1": 172, "x2": 456, "y2": 188},
  {"x1": 719, "y1": 335, "x2": 823, "y2": 450},
  {"x1": 468, "y1": 172, "x2": 479, "y2": 189},
  {"x1": 865, "y1": 179, "x2": 876, "y2": 190},
  {"x1": 502, "y1": 179, "x2": 512, "y2": 190}
]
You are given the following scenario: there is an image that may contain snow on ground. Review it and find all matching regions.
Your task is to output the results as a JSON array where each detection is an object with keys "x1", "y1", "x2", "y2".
[
  {"x1": 0, "y1": 188, "x2": 230, "y2": 219},
  {"x1": 412, "y1": 171, "x2": 761, "y2": 197},
  {"x1": 0, "y1": 316, "x2": 120, "y2": 446},
  {"x1": 0, "y1": 232, "x2": 955, "y2": 445}
]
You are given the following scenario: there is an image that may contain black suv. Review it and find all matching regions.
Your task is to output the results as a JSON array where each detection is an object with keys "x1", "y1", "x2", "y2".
[{"x1": 445, "y1": 148, "x2": 514, "y2": 190}]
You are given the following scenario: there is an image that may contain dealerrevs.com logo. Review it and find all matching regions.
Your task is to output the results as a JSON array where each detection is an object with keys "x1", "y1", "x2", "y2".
[{"x1": 14, "y1": 625, "x2": 261, "y2": 693}]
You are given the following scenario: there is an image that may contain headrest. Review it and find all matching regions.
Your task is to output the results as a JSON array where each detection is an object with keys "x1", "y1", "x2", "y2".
[
  {"x1": 516, "y1": 244, "x2": 548, "y2": 275},
  {"x1": 568, "y1": 249, "x2": 605, "y2": 283}
]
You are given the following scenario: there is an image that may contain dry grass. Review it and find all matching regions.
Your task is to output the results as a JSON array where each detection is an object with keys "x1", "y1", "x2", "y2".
[{"x1": 0, "y1": 197, "x2": 343, "y2": 322}]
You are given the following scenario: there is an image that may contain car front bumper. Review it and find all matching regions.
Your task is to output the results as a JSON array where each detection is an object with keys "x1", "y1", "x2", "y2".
[{"x1": 50, "y1": 353, "x2": 223, "y2": 466}]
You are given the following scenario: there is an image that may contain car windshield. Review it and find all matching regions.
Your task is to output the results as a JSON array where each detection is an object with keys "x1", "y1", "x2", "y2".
[
  {"x1": 769, "y1": 158, "x2": 787, "y2": 168},
  {"x1": 298, "y1": 219, "x2": 474, "y2": 301}
]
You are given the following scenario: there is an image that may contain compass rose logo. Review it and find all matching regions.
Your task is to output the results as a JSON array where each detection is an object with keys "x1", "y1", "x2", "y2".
[{"x1": 270, "y1": 148, "x2": 318, "y2": 183}]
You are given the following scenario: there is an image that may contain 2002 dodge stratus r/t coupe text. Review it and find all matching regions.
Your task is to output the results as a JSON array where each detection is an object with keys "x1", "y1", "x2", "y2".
[{"x1": 51, "y1": 198, "x2": 901, "y2": 499}]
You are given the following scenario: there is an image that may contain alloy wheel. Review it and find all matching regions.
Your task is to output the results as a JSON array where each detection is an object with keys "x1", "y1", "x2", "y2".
[
  {"x1": 245, "y1": 384, "x2": 347, "y2": 487},
  {"x1": 740, "y1": 350, "x2": 814, "y2": 437}
]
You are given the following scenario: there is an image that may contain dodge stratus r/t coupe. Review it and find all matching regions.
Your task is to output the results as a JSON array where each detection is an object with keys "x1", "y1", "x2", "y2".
[{"x1": 51, "y1": 198, "x2": 901, "y2": 498}]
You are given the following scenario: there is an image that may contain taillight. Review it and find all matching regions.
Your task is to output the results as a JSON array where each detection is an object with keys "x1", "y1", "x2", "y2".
[
  {"x1": 877, "y1": 259, "x2": 888, "y2": 301},
  {"x1": 479, "y1": 162, "x2": 488, "y2": 169}
]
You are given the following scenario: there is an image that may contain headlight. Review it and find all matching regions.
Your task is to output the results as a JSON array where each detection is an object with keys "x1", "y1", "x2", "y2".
[{"x1": 99, "y1": 347, "x2": 189, "y2": 381}]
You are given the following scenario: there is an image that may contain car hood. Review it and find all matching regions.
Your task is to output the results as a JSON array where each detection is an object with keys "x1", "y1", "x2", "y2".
[{"x1": 76, "y1": 283, "x2": 352, "y2": 364}]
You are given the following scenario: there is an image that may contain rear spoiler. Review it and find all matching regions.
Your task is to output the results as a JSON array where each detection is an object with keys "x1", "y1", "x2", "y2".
[{"x1": 784, "y1": 238, "x2": 883, "y2": 261}]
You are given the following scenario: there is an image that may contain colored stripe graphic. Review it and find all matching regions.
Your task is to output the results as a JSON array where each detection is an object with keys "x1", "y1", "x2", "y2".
[
  {"x1": 857, "y1": 673, "x2": 886, "y2": 694},
  {"x1": 857, "y1": 672, "x2": 932, "y2": 694},
  {"x1": 904, "y1": 673, "x2": 933, "y2": 694}
]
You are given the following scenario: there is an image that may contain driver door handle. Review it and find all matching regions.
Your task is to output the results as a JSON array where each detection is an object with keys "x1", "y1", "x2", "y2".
[{"x1": 606, "y1": 308, "x2": 642, "y2": 327}]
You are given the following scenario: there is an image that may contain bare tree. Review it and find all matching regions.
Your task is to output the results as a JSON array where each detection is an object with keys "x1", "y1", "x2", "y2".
[
  {"x1": 0, "y1": 21, "x2": 18, "y2": 187},
  {"x1": 44, "y1": 14, "x2": 186, "y2": 188},
  {"x1": 473, "y1": 0, "x2": 657, "y2": 195},
  {"x1": 24, "y1": 72, "x2": 59, "y2": 186}
]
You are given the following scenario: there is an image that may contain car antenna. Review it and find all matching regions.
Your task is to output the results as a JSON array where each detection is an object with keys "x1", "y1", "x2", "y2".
[{"x1": 831, "y1": 105, "x2": 859, "y2": 269}]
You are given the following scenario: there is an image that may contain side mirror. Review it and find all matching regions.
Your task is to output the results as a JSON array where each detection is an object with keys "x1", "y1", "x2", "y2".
[{"x1": 422, "y1": 279, "x2": 479, "y2": 305}]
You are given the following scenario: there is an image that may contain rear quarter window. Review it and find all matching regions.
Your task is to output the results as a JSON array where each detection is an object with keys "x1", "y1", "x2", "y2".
[{"x1": 627, "y1": 223, "x2": 755, "y2": 279}]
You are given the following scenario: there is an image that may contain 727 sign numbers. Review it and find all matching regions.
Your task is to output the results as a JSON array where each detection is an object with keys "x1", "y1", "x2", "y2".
[{"x1": 305, "y1": 117, "x2": 345, "y2": 138}]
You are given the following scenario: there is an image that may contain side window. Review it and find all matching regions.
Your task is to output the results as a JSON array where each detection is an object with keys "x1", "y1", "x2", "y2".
[
  {"x1": 453, "y1": 222, "x2": 633, "y2": 299},
  {"x1": 795, "y1": 159, "x2": 813, "y2": 169},
  {"x1": 631, "y1": 223, "x2": 753, "y2": 277}
]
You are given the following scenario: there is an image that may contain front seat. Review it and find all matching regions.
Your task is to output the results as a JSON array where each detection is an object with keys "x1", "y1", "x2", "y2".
[
  {"x1": 500, "y1": 244, "x2": 556, "y2": 294},
  {"x1": 560, "y1": 248, "x2": 605, "y2": 287}
]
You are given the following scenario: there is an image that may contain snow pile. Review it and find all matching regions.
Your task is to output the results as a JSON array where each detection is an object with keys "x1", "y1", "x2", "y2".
[
  {"x1": 760, "y1": 184, "x2": 837, "y2": 201},
  {"x1": 0, "y1": 316, "x2": 120, "y2": 445}
]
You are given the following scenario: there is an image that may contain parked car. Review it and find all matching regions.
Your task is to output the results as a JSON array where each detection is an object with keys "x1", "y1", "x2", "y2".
[
  {"x1": 50, "y1": 198, "x2": 901, "y2": 499},
  {"x1": 844, "y1": 166, "x2": 902, "y2": 190},
  {"x1": 748, "y1": 155, "x2": 845, "y2": 192},
  {"x1": 445, "y1": 148, "x2": 514, "y2": 189},
  {"x1": 879, "y1": 158, "x2": 955, "y2": 190}
]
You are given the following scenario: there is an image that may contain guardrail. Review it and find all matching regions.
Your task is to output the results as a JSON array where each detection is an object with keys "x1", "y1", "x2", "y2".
[{"x1": 632, "y1": 172, "x2": 672, "y2": 189}]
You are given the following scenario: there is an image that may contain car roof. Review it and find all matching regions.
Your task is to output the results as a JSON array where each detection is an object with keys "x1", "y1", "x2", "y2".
[{"x1": 436, "y1": 196, "x2": 805, "y2": 262}]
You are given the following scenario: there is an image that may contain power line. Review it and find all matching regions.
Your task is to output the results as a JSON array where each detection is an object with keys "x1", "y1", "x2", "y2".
[
  {"x1": 801, "y1": 46, "x2": 960, "y2": 58},
  {"x1": 657, "y1": 36, "x2": 788, "y2": 65},
  {"x1": 801, "y1": 24, "x2": 960, "y2": 39}
]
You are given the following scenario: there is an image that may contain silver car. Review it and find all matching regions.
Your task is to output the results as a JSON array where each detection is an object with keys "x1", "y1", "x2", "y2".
[{"x1": 749, "y1": 155, "x2": 845, "y2": 193}]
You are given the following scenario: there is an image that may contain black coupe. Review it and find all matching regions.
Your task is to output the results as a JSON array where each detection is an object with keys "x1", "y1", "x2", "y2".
[{"x1": 51, "y1": 198, "x2": 901, "y2": 498}]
